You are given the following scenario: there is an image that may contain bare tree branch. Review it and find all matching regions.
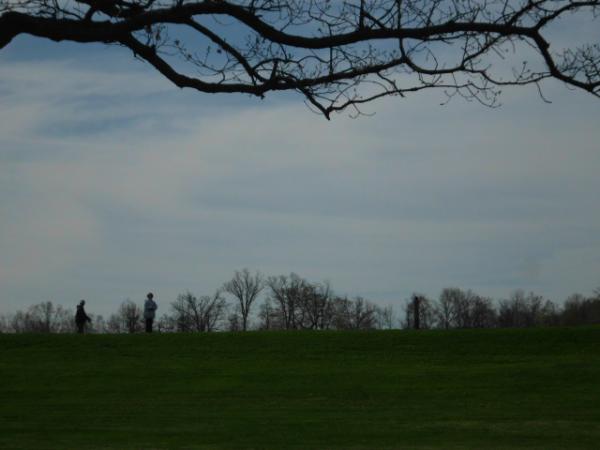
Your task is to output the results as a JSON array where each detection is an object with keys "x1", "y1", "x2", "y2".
[{"x1": 1, "y1": 0, "x2": 599, "y2": 117}]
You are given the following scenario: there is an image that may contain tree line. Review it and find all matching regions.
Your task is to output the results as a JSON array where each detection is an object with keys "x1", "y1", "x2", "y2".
[{"x1": 1, "y1": 269, "x2": 599, "y2": 333}]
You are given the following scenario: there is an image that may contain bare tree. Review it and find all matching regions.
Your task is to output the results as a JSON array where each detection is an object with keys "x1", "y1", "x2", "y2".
[
  {"x1": 29, "y1": 302, "x2": 55, "y2": 333},
  {"x1": 347, "y1": 296, "x2": 378, "y2": 330},
  {"x1": 403, "y1": 294, "x2": 435, "y2": 330},
  {"x1": 375, "y1": 305, "x2": 396, "y2": 330},
  {"x1": 452, "y1": 290, "x2": 474, "y2": 329},
  {"x1": 539, "y1": 299, "x2": 560, "y2": 327},
  {"x1": 111, "y1": 299, "x2": 143, "y2": 333},
  {"x1": 264, "y1": 276, "x2": 382, "y2": 330},
  {"x1": 266, "y1": 273, "x2": 311, "y2": 330},
  {"x1": 257, "y1": 297, "x2": 280, "y2": 330},
  {"x1": 498, "y1": 290, "x2": 555, "y2": 328},
  {"x1": 437, "y1": 288, "x2": 461, "y2": 329},
  {"x1": 435, "y1": 288, "x2": 497, "y2": 329},
  {"x1": 328, "y1": 296, "x2": 378, "y2": 330},
  {"x1": 10, "y1": 311, "x2": 29, "y2": 333},
  {"x1": 32, "y1": 301, "x2": 73, "y2": 333},
  {"x1": 89, "y1": 315, "x2": 107, "y2": 334},
  {"x1": 562, "y1": 293, "x2": 600, "y2": 326},
  {"x1": 156, "y1": 313, "x2": 176, "y2": 333},
  {"x1": 1, "y1": 1, "x2": 598, "y2": 117},
  {"x1": 170, "y1": 295, "x2": 191, "y2": 332},
  {"x1": 223, "y1": 269, "x2": 264, "y2": 331},
  {"x1": 469, "y1": 294, "x2": 498, "y2": 329},
  {"x1": 298, "y1": 281, "x2": 335, "y2": 330},
  {"x1": 7, "y1": 301, "x2": 73, "y2": 333},
  {"x1": 227, "y1": 313, "x2": 242, "y2": 332},
  {"x1": 0, "y1": 314, "x2": 8, "y2": 333},
  {"x1": 170, "y1": 290, "x2": 228, "y2": 332},
  {"x1": 330, "y1": 296, "x2": 352, "y2": 330},
  {"x1": 106, "y1": 313, "x2": 126, "y2": 333},
  {"x1": 199, "y1": 291, "x2": 228, "y2": 331}
]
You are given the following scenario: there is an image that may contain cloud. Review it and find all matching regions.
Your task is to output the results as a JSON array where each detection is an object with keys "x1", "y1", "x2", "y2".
[{"x1": 1, "y1": 48, "x2": 600, "y2": 316}]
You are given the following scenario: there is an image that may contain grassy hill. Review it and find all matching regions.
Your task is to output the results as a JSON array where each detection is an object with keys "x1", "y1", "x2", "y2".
[{"x1": 1, "y1": 327, "x2": 599, "y2": 449}]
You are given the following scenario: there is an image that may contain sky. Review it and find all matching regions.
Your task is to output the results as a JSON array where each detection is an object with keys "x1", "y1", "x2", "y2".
[{"x1": 1, "y1": 31, "x2": 600, "y2": 318}]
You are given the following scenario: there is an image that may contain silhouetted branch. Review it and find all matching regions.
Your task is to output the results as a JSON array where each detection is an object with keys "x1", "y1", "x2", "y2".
[{"x1": 1, "y1": 0, "x2": 599, "y2": 116}]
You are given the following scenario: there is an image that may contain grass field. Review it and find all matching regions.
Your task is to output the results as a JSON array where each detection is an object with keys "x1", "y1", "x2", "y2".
[{"x1": 1, "y1": 327, "x2": 599, "y2": 449}]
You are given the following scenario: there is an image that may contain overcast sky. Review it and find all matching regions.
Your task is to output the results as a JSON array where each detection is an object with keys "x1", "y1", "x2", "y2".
[{"x1": 1, "y1": 33, "x2": 599, "y2": 317}]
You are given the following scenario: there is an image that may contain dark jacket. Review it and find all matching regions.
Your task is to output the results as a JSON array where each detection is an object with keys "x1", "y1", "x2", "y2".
[{"x1": 75, "y1": 304, "x2": 91, "y2": 324}]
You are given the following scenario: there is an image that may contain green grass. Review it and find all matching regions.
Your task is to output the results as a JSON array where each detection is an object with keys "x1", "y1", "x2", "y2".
[{"x1": 1, "y1": 327, "x2": 600, "y2": 449}]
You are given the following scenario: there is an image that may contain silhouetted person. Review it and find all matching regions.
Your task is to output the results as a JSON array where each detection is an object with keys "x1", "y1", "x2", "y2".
[
  {"x1": 75, "y1": 300, "x2": 91, "y2": 334},
  {"x1": 144, "y1": 292, "x2": 158, "y2": 333}
]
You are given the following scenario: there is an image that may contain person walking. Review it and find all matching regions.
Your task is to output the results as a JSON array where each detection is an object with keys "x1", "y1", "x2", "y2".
[
  {"x1": 144, "y1": 292, "x2": 158, "y2": 333},
  {"x1": 75, "y1": 300, "x2": 92, "y2": 334}
]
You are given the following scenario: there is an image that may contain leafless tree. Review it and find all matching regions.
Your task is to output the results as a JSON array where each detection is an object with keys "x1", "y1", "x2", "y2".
[
  {"x1": 329, "y1": 295, "x2": 378, "y2": 330},
  {"x1": 347, "y1": 296, "x2": 378, "y2": 330},
  {"x1": 375, "y1": 304, "x2": 396, "y2": 330},
  {"x1": 156, "y1": 313, "x2": 176, "y2": 332},
  {"x1": 298, "y1": 281, "x2": 335, "y2": 330},
  {"x1": 468, "y1": 294, "x2": 497, "y2": 328},
  {"x1": 1, "y1": 1, "x2": 598, "y2": 118},
  {"x1": 170, "y1": 290, "x2": 228, "y2": 332},
  {"x1": 227, "y1": 313, "x2": 242, "y2": 332},
  {"x1": 329, "y1": 296, "x2": 351, "y2": 330},
  {"x1": 403, "y1": 294, "x2": 435, "y2": 329},
  {"x1": 9, "y1": 311, "x2": 29, "y2": 333},
  {"x1": 6, "y1": 301, "x2": 73, "y2": 333},
  {"x1": 266, "y1": 273, "x2": 306, "y2": 330},
  {"x1": 28, "y1": 302, "x2": 54, "y2": 333},
  {"x1": 435, "y1": 288, "x2": 497, "y2": 329},
  {"x1": 497, "y1": 290, "x2": 556, "y2": 328},
  {"x1": 223, "y1": 269, "x2": 264, "y2": 331},
  {"x1": 262, "y1": 277, "x2": 383, "y2": 330},
  {"x1": 452, "y1": 290, "x2": 474, "y2": 329},
  {"x1": 562, "y1": 293, "x2": 600, "y2": 326},
  {"x1": 539, "y1": 299, "x2": 560, "y2": 326},
  {"x1": 32, "y1": 301, "x2": 73, "y2": 332},
  {"x1": 106, "y1": 313, "x2": 126, "y2": 333},
  {"x1": 437, "y1": 288, "x2": 461, "y2": 329},
  {"x1": 110, "y1": 299, "x2": 143, "y2": 333},
  {"x1": 257, "y1": 297, "x2": 281, "y2": 330},
  {"x1": 89, "y1": 314, "x2": 108, "y2": 333},
  {"x1": 0, "y1": 314, "x2": 8, "y2": 333}
]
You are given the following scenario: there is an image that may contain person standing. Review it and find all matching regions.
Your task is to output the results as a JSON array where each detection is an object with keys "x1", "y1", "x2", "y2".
[
  {"x1": 144, "y1": 292, "x2": 158, "y2": 333},
  {"x1": 75, "y1": 300, "x2": 92, "y2": 334}
]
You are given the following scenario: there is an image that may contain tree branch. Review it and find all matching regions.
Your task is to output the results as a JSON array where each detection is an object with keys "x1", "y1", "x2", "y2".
[{"x1": 1, "y1": 0, "x2": 598, "y2": 116}]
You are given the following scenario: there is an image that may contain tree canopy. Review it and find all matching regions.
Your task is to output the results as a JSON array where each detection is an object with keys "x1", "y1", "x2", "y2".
[{"x1": 1, "y1": 0, "x2": 599, "y2": 117}]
